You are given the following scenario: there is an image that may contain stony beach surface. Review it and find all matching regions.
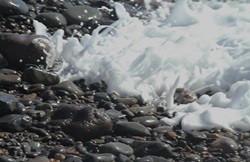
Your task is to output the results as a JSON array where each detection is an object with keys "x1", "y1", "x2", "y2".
[{"x1": 0, "y1": 0, "x2": 250, "y2": 161}]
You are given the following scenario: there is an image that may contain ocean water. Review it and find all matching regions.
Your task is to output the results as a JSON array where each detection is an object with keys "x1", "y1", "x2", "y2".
[{"x1": 35, "y1": 0, "x2": 250, "y2": 132}]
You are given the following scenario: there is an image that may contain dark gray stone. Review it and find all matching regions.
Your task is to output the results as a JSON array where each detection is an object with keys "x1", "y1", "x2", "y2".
[
  {"x1": 135, "y1": 155, "x2": 170, "y2": 162},
  {"x1": 85, "y1": 153, "x2": 116, "y2": 162},
  {"x1": 52, "y1": 81, "x2": 84, "y2": 96},
  {"x1": 131, "y1": 140, "x2": 173, "y2": 158},
  {"x1": 50, "y1": 104, "x2": 113, "y2": 141},
  {"x1": 36, "y1": 12, "x2": 67, "y2": 28},
  {"x1": 0, "y1": 33, "x2": 52, "y2": 70},
  {"x1": 0, "y1": 74, "x2": 21, "y2": 85},
  {"x1": 129, "y1": 106, "x2": 156, "y2": 116},
  {"x1": 99, "y1": 142, "x2": 133, "y2": 156},
  {"x1": 114, "y1": 121, "x2": 151, "y2": 136},
  {"x1": 0, "y1": 156, "x2": 17, "y2": 162},
  {"x1": 131, "y1": 116, "x2": 159, "y2": 127},
  {"x1": 114, "y1": 97, "x2": 138, "y2": 105},
  {"x1": 63, "y1": 5, "x2": 102, "y2": 24},
  {"x1": 22, "y1": 67, "x2": 60, "y2": 85},
  {"x1": 174, "y1": 88, "x2": 197, "y2": 104},
  {"x1": 28, "y1": 156, "x2": 50, "y2": 162},
  {"x1": 0, "y1": 93, "x2": 20, "y2": 116},
  {"x1": 210, "y1": 136, "x2": 239, "y2": 153},
  {"x1": 0, "y1": 0, "x2": 29, "y2": 15},
  {"x1": 94, "y1": 92, "x2": 111, "y2": 103},
  {"x1": 0, "y1": 114, "x2": 32, "y2": 132}
]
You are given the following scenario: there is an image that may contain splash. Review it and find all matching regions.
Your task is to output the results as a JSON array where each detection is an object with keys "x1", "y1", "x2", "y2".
[{"x1": 37, "y1": 0, "x2": 250, "y2": 132}]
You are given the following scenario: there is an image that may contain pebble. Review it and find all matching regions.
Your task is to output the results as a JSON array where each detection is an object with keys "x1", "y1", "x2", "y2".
[
  {"x1": 135, "y1": 155, "x2": 169, "y2": 162},
  {"x1": 0, "y1": 94, "x2": 20, "y2": 116},
  {"x1": 129, "y1": 106, "x2": 157, "y2": 116},
  {"x1": 0, "y1": 74, "x2": 21, "y2": 85},
  {"x1": 52, "y1": 81, "x2": 84, "y2": 96},
  {"x1": 99, "y1": 142, "x2": 134, "y2": 156},
  {"x1": 0, "y1": 114, "x2": 32, "y2": 132},
  {"x1": 63, "y1": 5, "x2": 102, "y2": 25},
  {"x1": 210, "y1": 136, "x2": 239, "y2": 153},
  {"x1": 0, "y1": 0, "x2": 29, "y2": 15},
  {"x1": 28, "y1": 156, "x2": 50, "y2": 162},
  {"x1": 21, "y1": 67, "x2": 60, "y2": 85},
  {"x1": 50, "y1": 104, "x2": 113, "y2": 141},
  {"x1": 0, "y1": 33, "x2": 51, "y2": 70},
  {"x1": 114, "y1": 97, "x2": 138, "y2": 105},
  {"x1": 174, "y1": 88, "x2": 197, "y2": 104},
  {"x1": 131, "y1": 116, "x2": 159, "y2": 127},
  {"x1": 131, "y1": 140, "x2": 173, "y2": 158},
  {"x1": 85, "y1": 153, "x2": 116, "y2": 162},
  {"x1": 35, "y1": 12, "x2": 67, "y2": 28},
  {"x1": 114, "y1": 121, "x2": 151, "y2": 137}
]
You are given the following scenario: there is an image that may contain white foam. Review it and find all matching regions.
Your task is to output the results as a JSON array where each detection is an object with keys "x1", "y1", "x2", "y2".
[{"x1": 38, "y1": 0, "x2": 250, "y2": 132}]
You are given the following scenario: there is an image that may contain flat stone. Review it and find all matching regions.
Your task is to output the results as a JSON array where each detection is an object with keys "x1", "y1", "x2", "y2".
[
  {"x1": 50, "y1": 104, "x2": 113, "y2": 141},
  {"x1": 0, "y1": 33, "x2": 52, "y2": 70},
  {"x1": 63, "y1": 5, "x2": 102, "y2": 25},
  {"x1": 131, "y1": 140, "x2": 173, "y2": 158},
  {"x1": 28, "y1": 156, "x2": 50, "y2": 162},
  {"x1": 52, "y1": 81, "x2": 84, "y2": 96},
  {"x1": 0, "y1": 74, "x2": 21, "y2": 85},
  {"x1": 114, "y1": 121, "x2": 151, "y2": 137},
  {"x1": 0, "y1": 114, "x2": 32, "y2": 132},
  {"x1": 36, "y1": 12, "x2": 67, "y2": 28},
  {"x1": 99, "y1": 142, "x2": 133, "y2": 156},
  {"x1": 0, "y1": 0, "x2": 29, "y2": 15},
  {"x1": 114, "y1": 97, "x2": 138, "y2": 105},
  {"x1": 22, "y1": 67, "x2": 60, "y2": 85}
]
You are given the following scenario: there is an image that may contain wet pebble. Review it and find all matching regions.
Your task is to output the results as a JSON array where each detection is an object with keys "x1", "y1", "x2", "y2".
[
  {"x1": 135, "y1": 155, "x2": 169, "y2": 162},
  {"x1": 0, "y1": 74, "x2": 21, "y2": 85},
  {"x1": 35, "y1": 12, "x2": 67, "y2": 28},
  {"x1": 0, "y1": 33, "x2": 52, "y2": 70},
  {"x1": 129, "y1": 106, "x2": 156, "y2": 116},
  {"x1": 50, "y1": 104, "x2": 113, "y2": 141},
  {"x1": 63, "y1": 6, "x2": 102, "y2": 25},
  {"x1": 114, "y1": 121, "x2": 151, "y2": 137},
  {"x1": 0, "y1": 93, "x2": 20, "y2": 116},
  {"x1": 22, "y1": 67, "x2": 60, "y2": 85},
  {"x1": 174, "y1": 88, "x2": 197, "y2": 104},
  {"x1": 210, "y1": 136, "x2": 239, "y2": 153},
  {"x1": 131, "y1": 116, "x2": 158, "y2": 127},
  {"x1": 0, "y1": 0, "x2": 29, "y2": 15},
  {"x1": 85, "y1": 153, "x2": 116, "y2": 162},
  {"x1": 52, "y1": 81, "x2": 84, "y2": 96},
  {"x1": 131, "y1": 140, "x2": 173, "y2": 158},
  {"x1": 0, "y1": 114, "x2": 32, "y2": 132},
  {"x1": 99, "y1": 142, "x2": 133, "y2": 156}
]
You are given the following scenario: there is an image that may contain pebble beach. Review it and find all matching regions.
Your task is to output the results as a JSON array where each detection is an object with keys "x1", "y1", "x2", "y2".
[{"x1": 0, "y1": 0, "x2": 250, "y2": 162}]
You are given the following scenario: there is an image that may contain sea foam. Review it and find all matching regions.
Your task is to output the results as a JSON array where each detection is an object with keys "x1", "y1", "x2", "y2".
[{"x1": 37, "y1": 0, "x2": 250, "y2": 132}]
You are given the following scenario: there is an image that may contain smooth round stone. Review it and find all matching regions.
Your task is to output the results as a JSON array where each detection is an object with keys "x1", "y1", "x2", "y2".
[
  {"x1": 28, "y1": 156, "x2": 50, "y2": 162},
  {"x1": 63, "y1": 5, "x2": 102, "y2": 24},
  {"x1": 135, "y1": 155, "x2": 169, "y2": 162},
  {"x1": 99, "y1": 142, "x2": 133, "y2": 156},
  {"x1": 64, "y1": 157, "x2": 83, "y2": 162},
  {"x1": 49, "y1": 146, "x2": 67, "y2": 158},
  {"x1": 210, "y1": 136, "x2": 239, "y2": 153},
  {"x1": 184, "y1": 154, "x2": 201, "y2": 162},
  {"x1": 0, "y1": 0, "x2": 29, "y2": 15},
  {"x1": 105, "y1": 109, "x2": 125, "y2": 120},
  {"x1": 114, "y1": 121, "x2": 151, "y2": 137},
  {"x1": 0, "y1": 74, "x2": 21, "y2": 85},
  {"x1": 186, "y1": 131, "x2": 207, "y2": 143},
  {"x1": 114, "y1": 97, "x2": 138, "y2": 105},
  {"x1": 85, "y1": 153, "x2": 116, "y2": 162},
  {"x1": 0, "y1": 156, "x2": 16, "y2": 162},
  {"x1": 131, "y1": 140, "x2": 173, "y2": 158},
  {"x1": 21, "y1": 67, "x2": 60, "y2": 85},
  {"x1": 0, "y1": 93, "x2": 20, "y2": 116},
  {"x1": 94, "y1": 92, "x2": 111, "y2": 103},
  {"x1": 131, "y1": 116, "x2": 158, "y2": 127},
  {"x1": 129, "y1": 106, "x2": 156, "y2": 116},
  {"x1": 52, "y1": 81, "x2": 84, "y2": 96},
  {"x1": 0, "y1": 33, "x2": 51, "y2": 70},
  {"x1": 35, "y1": 12, "x2": 67, "y2": 28},
  {"x1": 153, "y1": 126, "x2": 173, "y2": 134},
  {"x1": 0, "y1": 114, "x2": 32, "y2": 132},
  {"x1": 0, "y1": 68, "x2": 17, "y2": 75}
]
